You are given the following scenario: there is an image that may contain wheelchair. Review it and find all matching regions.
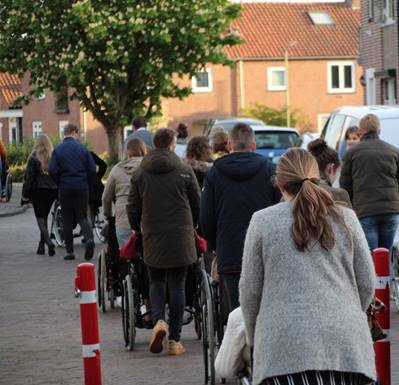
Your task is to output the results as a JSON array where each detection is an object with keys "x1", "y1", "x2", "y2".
[
  {"x1": 121, "y1": 232, "x2": 152, "y2": 351},
  {"x1": 392, "y1": 242, "x2": 399, "y2": 312},
  {"x1": 97, "y1": 217, "x2": 124, "y2": 313},
  {"x1": 1, "y1": 171, "x2": 12, "y2": 202},
  {"x1": 50, "y1": 200, "x2": 105, "y2": 247},
  {"x1": 199, "y1": 254, "x2": 226, "y2": 385}
]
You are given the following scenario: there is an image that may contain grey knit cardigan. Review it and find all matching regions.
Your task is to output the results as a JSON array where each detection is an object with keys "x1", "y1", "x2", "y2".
[{"x1": 239, "y1": 202, "x2": 376, "y2": 385}]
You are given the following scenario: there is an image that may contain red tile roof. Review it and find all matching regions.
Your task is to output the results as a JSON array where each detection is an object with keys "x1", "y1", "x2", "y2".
[
  {"x1": 0, "y1": 73, "x2": 22, "y2": 108},
  {"x1": 226, "y1": 2, "x2": 360, "y2": 59}
]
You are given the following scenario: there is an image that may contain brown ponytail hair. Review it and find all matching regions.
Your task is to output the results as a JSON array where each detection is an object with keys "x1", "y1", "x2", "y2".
[{"x1": 275, "y1": 148, "x2": 345, "y2": 252}]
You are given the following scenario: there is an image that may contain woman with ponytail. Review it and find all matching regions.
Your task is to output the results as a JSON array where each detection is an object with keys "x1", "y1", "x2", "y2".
[
  {"x1": 239, "y1": 148, "x2": 376, "y2": 385},
  {"x1": 22, "y1": 134, "x2": 57, "y2": 256},
  {"x1": 308, "y1": 138, "x2": 351, "y2": 207}
]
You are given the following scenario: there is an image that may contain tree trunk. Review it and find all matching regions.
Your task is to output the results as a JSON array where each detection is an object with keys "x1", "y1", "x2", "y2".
[{"x1": 105, "y1": 126, "x2": 122, "y2": 165}]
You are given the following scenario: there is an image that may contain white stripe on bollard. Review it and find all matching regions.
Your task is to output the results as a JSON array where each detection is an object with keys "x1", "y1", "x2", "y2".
[
  {"x1": 82, "y1": 343, "x2": 101, "y2": 358},
  {"x1": 80, "y1": 290, "x2": 97, "y2": 304},
  {"x1": 375, "y1": 276, "x2": 390, "y2": 290}
]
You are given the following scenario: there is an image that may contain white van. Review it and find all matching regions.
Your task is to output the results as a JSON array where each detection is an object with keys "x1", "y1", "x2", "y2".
[{"x1": 321, "y1": 105, "x2": 399, "y2": 156}]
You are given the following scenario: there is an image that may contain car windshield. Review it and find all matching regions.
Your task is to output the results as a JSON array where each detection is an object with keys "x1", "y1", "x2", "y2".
[{"x1": 255, "y1": 131, "x2": 299, "y2": 149}]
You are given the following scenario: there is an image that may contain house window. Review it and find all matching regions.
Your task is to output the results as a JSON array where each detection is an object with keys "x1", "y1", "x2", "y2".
[
  {"x1": 59, "y1": 120, "x2": 69, "y2": 138},
  {"x1": 55, "y1": 86, "x2": 69, "y2": 113},
  {"x1": 192, "y1": 68, "x2": 213, "y2": 93},
  {"x1": 32, "y1": 121, "x2": 42, "y2": 138},
  {"x1": 383, "y1": 0, "x2": 394, "y2": 24},
  {"x1": 267, "y1": 67, "x2": 286, "y2": 91},
  {"x1": 327, "y1": 62, "x2": 355, "y2": 93},
  {"x1": 308, "y1": 11, "x2": 334, "y2": 25},
  {"x1": 368, "y1": 0, "x2": 374, "y2": 21}
]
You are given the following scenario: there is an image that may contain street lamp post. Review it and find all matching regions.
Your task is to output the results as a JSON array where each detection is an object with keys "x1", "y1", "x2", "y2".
[
  {"x1": 284, "y1": 48, "x2": 290, "y2": 128},
  {"x1": 284, "y1": 41, "x2": 298, "y2": 128}
]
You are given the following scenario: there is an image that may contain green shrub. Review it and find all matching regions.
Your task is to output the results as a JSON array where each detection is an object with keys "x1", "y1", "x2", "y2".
[
  {"x1": 240, "y1": 103, "x2": 307, "y2": 128},
  {"x1": 8, "y1": 163, "x2": 26, "y2": 182}
]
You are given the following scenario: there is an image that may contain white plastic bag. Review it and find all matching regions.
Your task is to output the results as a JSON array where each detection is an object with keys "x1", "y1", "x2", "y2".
[{"x1": 215, "y1": 307, "x2": 247, "y2": 379}]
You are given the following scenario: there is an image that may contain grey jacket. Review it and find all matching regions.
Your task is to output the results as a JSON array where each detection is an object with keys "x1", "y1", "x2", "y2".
[
  {"x1": 102, "y1": 157, "x2": 143, "y2": 230},
  {"x1": 239, "y1": 202, "x2": 375, "y2": 385}
]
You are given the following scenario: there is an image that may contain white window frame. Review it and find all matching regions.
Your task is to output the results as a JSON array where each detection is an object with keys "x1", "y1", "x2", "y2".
[
  {"x1": 59, "y1": 120, "x2": 69, "y2": 139},
  {"x1": 327, "y1": 62, "x2": 355, "y2": 94},
  {"x1": 8, "y1": 117, "x2": 17, "y2": 144},
  {"x1": 123, "y1": 125, "x2": 134, "y2": 140},
  {"x1": 32, "y1": 121, "x2": 43, "y2": 138},
  {"x1": 368, "y1": 0, "x2": 374, "y2": 21},
  {"x1": 317, "y1": 114, "x2": 330, "y2": 132},
  {"x1": 192, "y1": 68, "x2": 213, "y2": 93},
  {"x1": 267, "y1": 67, "x2": 287, "y2": 91},
  {"x1": 383, "y1": 0, "x2": 394, "y2": 24}
]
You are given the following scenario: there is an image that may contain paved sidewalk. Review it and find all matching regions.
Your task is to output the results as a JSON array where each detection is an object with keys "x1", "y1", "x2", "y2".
[{"x1": 0, "y1": 183, "x2": 28, "y2": 217}]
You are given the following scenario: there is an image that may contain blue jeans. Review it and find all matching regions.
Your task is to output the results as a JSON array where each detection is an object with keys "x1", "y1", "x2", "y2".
[
  {"x1": 115, "y1": 227, "x2": 132, "y2": 249},
  {"x1": 360, "y1": 213, "x2": 399, "y2": 280},
  {"x1": 148, "y1": 266, "x2": 187, "y2": 342}
]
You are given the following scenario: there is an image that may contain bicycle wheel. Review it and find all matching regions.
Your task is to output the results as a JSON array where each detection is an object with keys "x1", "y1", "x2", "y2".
[
  {"x1": 98, "y1": 249, "x2": 107, "y2": 313},
  {"x1": 201, "y1": 269, "x2": 215, "y2": 385},
  {"x1": 125, "y1": 274, "x2": 136, "y2": 351},
  {"x1": 51, "y1": 205, "x2": 65, "y2": 247},
  {"x1": 5, "y1": 173, "x2": 12, "y2": 202},
  {"x1": 392, "y1": 246, "x2": 399, "y2": 312},
  {"x1": 94, "y1": 208, "x2": 106, "y2": 243},
  {"x1": 121, "y1": 278, "x2": 129, "y2": 346}
]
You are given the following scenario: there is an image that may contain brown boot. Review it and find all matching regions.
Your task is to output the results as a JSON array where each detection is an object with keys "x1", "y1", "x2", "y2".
[
  {"x1": 167, "y1": 340, "x2": 186, "y2": 356},
  {"x1": 149, "y1": 320, "x2": 168, "y2": 354}
]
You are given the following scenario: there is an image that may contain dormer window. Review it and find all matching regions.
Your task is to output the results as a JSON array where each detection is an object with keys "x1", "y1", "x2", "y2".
[{"x1": 308, "y1": 11, "x2": 334, "y2": 25}]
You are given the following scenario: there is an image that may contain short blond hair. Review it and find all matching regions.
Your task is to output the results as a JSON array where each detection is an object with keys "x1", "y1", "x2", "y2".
[{"x1": 359, "y1": 114, "x2": 380, "y2": 134}]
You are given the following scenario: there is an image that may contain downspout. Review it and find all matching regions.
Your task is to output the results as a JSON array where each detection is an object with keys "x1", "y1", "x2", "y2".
[{"x1": 239, "y1": 60, "x2": 245, "y2": 110}]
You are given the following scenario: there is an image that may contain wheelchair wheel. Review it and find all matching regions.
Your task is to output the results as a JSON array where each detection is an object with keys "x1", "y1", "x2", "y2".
[
  {"x1": 201, "y1": 269, "x2": 216, "y2": 385},
  {"x1": 392, "y1": 246, "x2": 399, "y2": 312},
  {"x1": 97, "y1": 249, "x2": 107, "y2": 313},
  {"x1": 51, "y1": 204, "x2": 65, "y2": 247},
  {"x1": 122, "y1": 274, "x2": 136, "y2": 351},
  {"x1": 4, "y1": 173, "x2": 12, "y2": 202},
  {"x1": 94, "y1": 208, "x2": 106, "y2": 243}
]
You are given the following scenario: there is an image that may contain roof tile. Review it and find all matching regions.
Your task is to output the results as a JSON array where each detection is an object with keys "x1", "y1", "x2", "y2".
[
  {"x1": 226, "y1": 2, "x2": 360, "y2": 59},
  {"x1": 0, "y1": 73, "x2": 22, "y2": 108}
]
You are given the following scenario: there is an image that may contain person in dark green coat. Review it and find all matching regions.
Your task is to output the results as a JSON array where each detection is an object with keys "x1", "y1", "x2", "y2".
[
  {"x1": 127, "y1": 128, "x2": 201, "y2": 356},
  {"x1": 340, "y1": 113, "x2": 399, "y2": 253}
]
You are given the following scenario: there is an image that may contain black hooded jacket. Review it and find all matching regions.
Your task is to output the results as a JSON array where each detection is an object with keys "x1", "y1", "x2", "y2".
[
  {"x1": 127, "y1": 149, "x2": 201, "y2": 268},
  {"x1": 200, "y1": 152, "x2": 281, "y2": 274}
]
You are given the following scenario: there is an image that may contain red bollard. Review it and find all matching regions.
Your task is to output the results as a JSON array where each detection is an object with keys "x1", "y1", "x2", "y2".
[
  {"x1": 373, "y1": 248, "x2": 390, "y2": 385},
  {"x1": 75, "y1": 263, "x2": 102, "y2": 385}
]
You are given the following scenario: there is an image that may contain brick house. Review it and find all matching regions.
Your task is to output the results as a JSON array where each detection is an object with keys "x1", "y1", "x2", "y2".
[
  {"x1": 166, "y1": 1, "x2": 364, "y2": 135},
  {"x1": 2, "y1": 1, "x2": 364, "y2": 154},
  {"x1": 0, "y1": 73, "x2": 23, "y2": 144},
  {"x1": 360, "y1": 0, "x2": 398, "y2": 105}
]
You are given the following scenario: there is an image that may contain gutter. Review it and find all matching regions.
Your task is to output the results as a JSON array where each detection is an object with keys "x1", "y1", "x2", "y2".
[{"x1": 233, "y1": 56, "x2": 359, "y2": 62}]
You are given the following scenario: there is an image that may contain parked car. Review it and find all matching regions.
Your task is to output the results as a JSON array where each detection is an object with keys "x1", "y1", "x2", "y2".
[
  {"x1": 206, "y1": 116, "x2": 265, "y2": 137},
  {"x1": 295, "y1": 132, "x2": 320, "y2": 149},
  {"x1": 321, "y1": 105, "x2": 399, "y2": 157},
  {"x1": 252, "y1": 125, "x2": 299, "y2": 163}
]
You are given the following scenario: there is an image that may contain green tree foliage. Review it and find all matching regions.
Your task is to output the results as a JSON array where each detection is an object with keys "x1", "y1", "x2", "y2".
[
  {"x1": 0, "y1": 0, "x2": 241, "y2": 161},
  {"x1": 241, "y1": 103, "x2": 307, "y2": 128}
]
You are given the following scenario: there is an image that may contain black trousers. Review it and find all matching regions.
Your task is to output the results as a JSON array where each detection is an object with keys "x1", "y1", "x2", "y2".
[
  {"x1": 220, "y1": 273, "x2": 240, "y2": 313},
  {"x1": 32, "y1": 189, "x2": 57, "y2": 244},
  {"x1": 59, "y1": 189, "x2": 93, "y2": 254}
]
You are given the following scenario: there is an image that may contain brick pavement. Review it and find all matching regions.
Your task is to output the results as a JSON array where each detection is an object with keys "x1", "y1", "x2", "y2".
[
  {"x1": 0, "y1": 210, "x2": 398, "y2": 385},
  {"x1": 0, "y1": 182, "x2": 29, "y2": 217}
]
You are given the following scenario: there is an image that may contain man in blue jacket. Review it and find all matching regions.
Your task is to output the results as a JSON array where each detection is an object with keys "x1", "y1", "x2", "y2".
[
  {"x1": 200, "y1": 123, "x2": 281, "y2": 313},
  {"x1": 49, "y1": 124, "x2": 96, "y2": 260}
]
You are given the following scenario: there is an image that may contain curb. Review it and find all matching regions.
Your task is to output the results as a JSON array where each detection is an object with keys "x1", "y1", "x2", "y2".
[{"x1": 0, "y1": 204, "x2": 30, "y2": 218}]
